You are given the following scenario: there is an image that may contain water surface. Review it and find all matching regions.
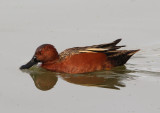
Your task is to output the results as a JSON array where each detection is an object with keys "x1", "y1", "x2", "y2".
[{"x1": 0, "y1": 0, "x2": 160, "y2": 113}]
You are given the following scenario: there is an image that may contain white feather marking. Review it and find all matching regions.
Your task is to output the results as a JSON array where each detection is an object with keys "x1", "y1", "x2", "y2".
[{"x1": 86, "y1": 48, "x2": 108, "y2": 51}]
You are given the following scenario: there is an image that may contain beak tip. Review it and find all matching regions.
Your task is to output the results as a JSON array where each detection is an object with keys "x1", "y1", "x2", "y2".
[{"x1": 19, "y1": 65, "x2": 26, "y2": 70}]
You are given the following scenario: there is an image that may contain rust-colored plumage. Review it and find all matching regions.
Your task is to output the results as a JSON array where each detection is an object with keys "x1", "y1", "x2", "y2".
[{"x1": 20, "y1": 39, "x2": 139, "y2": 74}]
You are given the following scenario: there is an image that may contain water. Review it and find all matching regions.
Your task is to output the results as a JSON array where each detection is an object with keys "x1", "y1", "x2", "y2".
[{"x1": 0, "y1": 0, "x2": 160, "y2": 113}]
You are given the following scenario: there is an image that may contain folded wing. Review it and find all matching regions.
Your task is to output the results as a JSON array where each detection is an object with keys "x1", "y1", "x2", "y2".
[{"x1": 59, "y1": 39, "x2": 139, "y2": 61}]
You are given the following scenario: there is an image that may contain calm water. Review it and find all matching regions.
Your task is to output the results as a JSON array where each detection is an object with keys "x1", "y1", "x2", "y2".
[{"x1": 0, "y1": 1, "x2": 160, "y2": 113}]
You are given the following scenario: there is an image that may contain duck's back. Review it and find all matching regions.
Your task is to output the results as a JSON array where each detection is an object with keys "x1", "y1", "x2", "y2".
[{"x1": 59, "y1": 39, "x2": 124, "y2": 61}]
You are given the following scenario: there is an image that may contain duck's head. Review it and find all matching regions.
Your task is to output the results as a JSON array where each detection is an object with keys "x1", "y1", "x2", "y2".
[{"x1": 20, "y1": 44, "x2": 59, "y2": 69}]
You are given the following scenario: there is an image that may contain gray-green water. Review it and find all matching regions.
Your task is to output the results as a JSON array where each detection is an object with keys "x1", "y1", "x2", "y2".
[{"x1": 0, "y1": 0, "x2": 160, "y2": 113}]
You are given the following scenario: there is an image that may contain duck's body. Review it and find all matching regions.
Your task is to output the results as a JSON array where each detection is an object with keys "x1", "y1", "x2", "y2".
[
  {"x1": 20, "y1": 39, "x2": 139, "y2": 74},
  {"x1": 41, "y1": 52, "x2": 107, "y2": 73}
]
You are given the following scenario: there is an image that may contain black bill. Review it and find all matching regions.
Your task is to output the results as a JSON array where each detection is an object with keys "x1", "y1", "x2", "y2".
[{"x1": 20, "y1": 56, "x2": 39, "y2": 69}]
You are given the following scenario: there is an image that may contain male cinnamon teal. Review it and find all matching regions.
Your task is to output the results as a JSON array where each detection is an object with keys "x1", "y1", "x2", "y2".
[{"x1": 20, "y1": 39, "x2": 139, "y2": 74}]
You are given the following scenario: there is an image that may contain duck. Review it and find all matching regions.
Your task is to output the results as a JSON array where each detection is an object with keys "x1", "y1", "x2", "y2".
[{"x1": 20, "y1": 39, "x2": 139, "y2": 74}]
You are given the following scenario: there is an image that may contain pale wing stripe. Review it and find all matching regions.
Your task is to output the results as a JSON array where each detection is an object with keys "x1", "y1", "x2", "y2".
[
  {"x1": 86, "y1": 48, "x2": 109, "y2": 51},
  {"x1": 79, "y1": 50, "x2": 96, "y2": 53}
]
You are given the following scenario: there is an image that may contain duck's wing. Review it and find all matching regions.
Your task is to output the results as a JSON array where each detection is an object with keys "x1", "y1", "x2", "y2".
[
  {"x1": 85, "y1": 38, "x2": 124, "y2": 50},
  {"x1": 59, "y1": 39, "x2": 128, "y2": 61}
]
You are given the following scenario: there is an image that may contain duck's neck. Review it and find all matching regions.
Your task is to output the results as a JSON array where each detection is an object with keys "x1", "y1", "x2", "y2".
[{"x1": 41, "y1": 59, "x2": 63, "y2": 72}]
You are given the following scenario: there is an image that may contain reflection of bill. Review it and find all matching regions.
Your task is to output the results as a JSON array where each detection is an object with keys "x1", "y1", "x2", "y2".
[{"x1": 22, "y1": 66, "x2": 135, "y2": 91}]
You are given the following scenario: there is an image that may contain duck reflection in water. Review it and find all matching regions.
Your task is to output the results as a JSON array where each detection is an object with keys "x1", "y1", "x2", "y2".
[{"x1": 22, "y1": 66, "x2": 135, "y2": 91}]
